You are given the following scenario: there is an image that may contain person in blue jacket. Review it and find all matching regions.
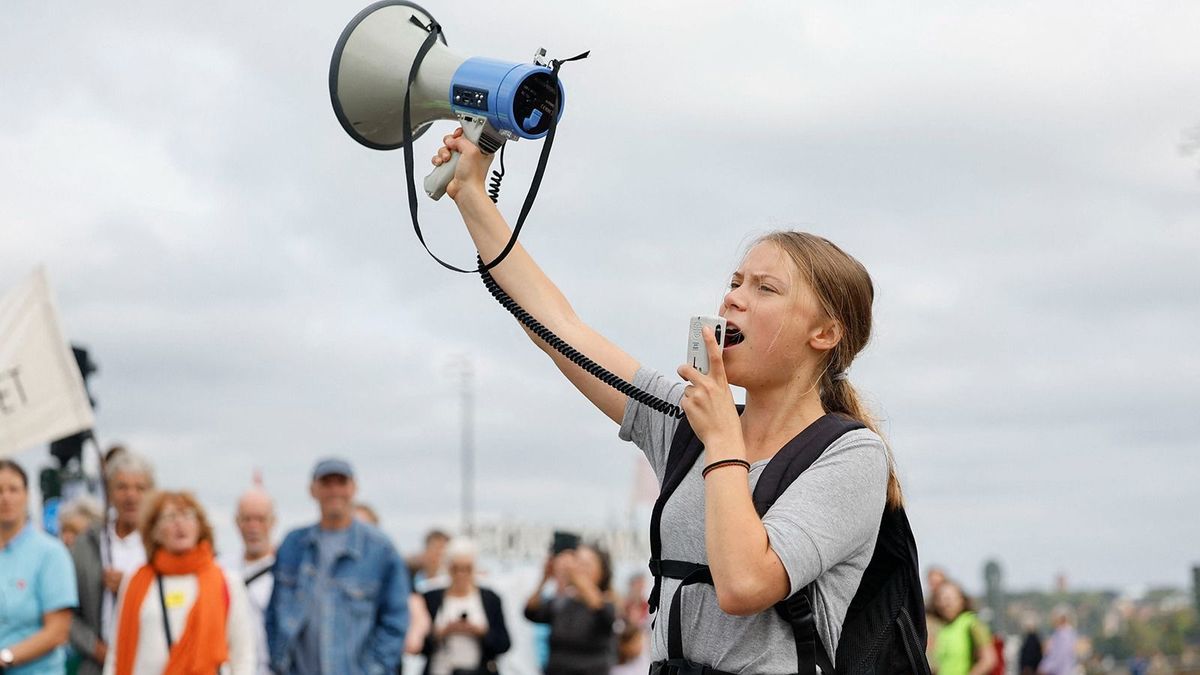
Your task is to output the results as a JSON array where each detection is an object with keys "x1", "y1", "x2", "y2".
[{"x1": 265, "y1": 458, "x2": 409, "y2": 675}]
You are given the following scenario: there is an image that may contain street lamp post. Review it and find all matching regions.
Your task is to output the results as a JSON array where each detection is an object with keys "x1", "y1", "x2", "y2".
[{"x1": 456, "y1": 356, "x2": 474, "y2": 537}]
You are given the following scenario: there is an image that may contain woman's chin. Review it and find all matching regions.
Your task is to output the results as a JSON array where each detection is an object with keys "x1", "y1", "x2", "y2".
[{"x1": 165, "y1": 541, "x2": 196, "y2": 555}]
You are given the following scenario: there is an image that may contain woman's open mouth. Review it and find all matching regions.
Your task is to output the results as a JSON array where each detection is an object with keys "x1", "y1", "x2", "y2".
[{"x1": 723, "y1": 322, "x2": 745, "y2": 348}]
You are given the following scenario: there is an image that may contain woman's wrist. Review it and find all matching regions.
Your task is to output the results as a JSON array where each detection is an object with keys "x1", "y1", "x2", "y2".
[
  {"x1": 454, "y1": 186, "x2": 495, "y2": 218},
  {"x1": 702, "y1": 433, "x2": 746, "y2": 464},
  {"x1": 702, "y1": 458, "x2": 751, "y2": 479}
]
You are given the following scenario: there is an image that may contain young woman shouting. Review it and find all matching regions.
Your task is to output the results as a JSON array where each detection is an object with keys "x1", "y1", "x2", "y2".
[{"x1": 433, "y1": 130, "x2": 904, "y2": 674}]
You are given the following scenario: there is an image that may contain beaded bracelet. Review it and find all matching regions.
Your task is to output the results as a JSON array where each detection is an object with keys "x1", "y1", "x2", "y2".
[{"x1": 702, "y1": 458, "x2": 752, "y2": 479}]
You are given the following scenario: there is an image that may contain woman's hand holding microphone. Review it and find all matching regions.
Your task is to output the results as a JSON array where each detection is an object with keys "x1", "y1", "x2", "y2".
[{"x1": 677, "y1": 327, "x2": 744, "y2": 465}]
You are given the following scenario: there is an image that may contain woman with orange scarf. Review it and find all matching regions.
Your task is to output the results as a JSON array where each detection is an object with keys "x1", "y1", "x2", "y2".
[{"x1": 104, "y1": 491, "x2": 255, "y2": 675}]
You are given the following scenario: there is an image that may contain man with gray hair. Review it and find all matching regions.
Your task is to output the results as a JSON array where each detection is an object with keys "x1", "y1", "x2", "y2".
[
  {"x1": 221, "y1": 484, "x2": 278, "y2": 675},
  {"x1": 67, "y1": 449, "x2": 154, "y2": 675}
]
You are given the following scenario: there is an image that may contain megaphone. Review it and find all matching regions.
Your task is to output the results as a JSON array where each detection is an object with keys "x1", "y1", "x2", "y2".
[{"x1": 330, "y1": 0, "x2": 565, "y2": 200}]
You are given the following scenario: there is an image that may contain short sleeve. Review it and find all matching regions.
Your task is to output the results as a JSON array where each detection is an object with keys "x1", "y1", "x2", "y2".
[
  {"x1": 970, "y1": 616, "x2": 993, "y2": 648},
  {"x1": 37, "y1": 538, "x2": 79, "y2": 613},
  {"x1": 617, "y1": 367, "x2": 686, "y2": 479},
  {"x1": 760, "y1": 429, "x2": 889, "y2": 595}
]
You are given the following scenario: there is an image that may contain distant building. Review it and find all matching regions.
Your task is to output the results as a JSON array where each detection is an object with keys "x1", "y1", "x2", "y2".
[{"x1": 1192, "y1": 565, "x2": 1200, "y2": 620}]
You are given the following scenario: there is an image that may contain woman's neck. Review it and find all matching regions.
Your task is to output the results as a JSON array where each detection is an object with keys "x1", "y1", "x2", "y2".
[
  {"x1": 741, "y1": 378, "x2": 826, "y2": 462},
  {"x1": 447, "y1": 583, "x2": 474, "y2": 597}
]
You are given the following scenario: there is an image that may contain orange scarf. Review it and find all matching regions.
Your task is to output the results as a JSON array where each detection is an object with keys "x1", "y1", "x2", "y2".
[{"x1": 114, "y1": 540, "x2": 229, "y2": 675}]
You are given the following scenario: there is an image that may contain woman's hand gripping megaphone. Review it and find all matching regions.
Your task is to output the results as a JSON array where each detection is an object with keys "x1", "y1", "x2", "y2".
[{"x1": 431, "y1": 126, "x2": 496, "y2": 204}]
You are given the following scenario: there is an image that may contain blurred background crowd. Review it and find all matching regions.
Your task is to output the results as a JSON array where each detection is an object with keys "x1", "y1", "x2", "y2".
[{"x1": 5, "y1": 444, "x2": 1197, "y2": 675}]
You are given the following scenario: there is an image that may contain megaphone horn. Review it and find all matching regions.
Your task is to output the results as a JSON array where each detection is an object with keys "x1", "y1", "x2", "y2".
[{"x1": 330, "y1": 0, "x2": 566, "y2": 200}]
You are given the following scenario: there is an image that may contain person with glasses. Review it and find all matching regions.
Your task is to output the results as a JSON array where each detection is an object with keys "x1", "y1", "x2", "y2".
[
  {"x1": 104, "y1": 491, "x2": 256, "y2": 675},
  {"x1": 420, "y1": 539, "x2": 510, "y2": 675},
  {"x1": 0, "y1": 459, "x2": 78, "y2": 674}
]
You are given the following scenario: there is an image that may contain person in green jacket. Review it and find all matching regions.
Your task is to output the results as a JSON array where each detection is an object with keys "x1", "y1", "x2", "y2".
[{"x1": 931, "y1": 580, "x2": 997, "y2": 675}]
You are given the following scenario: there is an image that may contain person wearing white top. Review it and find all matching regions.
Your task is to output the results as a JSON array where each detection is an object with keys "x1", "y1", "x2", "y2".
[
  {"x1": 221, "y1": 487, "x2": 277, "y2": 675},
  {"x1": 421, "y1": 539, "x2": 510, "y2": 675},
  {"x1": 69, "y1": 450, "x2": 155, "y2": 675},
  {"x1": 104, "y1": 567, "x2": 257, "y2": 675},
  {"x1": 104, "y1": 491, "x2": 255, "y2": 675},
  {"x1": 100, "y1": 521, "x2": 144, "y2": 644}
]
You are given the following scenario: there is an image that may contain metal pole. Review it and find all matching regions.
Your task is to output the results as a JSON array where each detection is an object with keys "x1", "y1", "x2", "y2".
[{"x1": 460, "y1": 357, "x2": 474, "y2": 537}]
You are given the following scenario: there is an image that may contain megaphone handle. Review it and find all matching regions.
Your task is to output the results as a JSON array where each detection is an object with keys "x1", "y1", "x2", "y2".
[{"x1": 424, "y1": 119, "x2": 486, "y2": 201}]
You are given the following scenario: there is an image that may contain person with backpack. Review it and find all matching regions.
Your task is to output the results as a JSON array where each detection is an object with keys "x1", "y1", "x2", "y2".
[
  {"x1": 929, "y1": 581, "x2": 996, "y2": 675},
  {"x1": 104, "y1": 491, "x2": 256, "y2": 675},
  {"x1": 431, "y1": 130, "x2": 929, "y2": 675}
]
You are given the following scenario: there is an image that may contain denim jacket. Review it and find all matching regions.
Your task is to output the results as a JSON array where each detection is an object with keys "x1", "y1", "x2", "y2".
[{"x1": 265, "y1": 520, "x2": 409, "y2": 675}]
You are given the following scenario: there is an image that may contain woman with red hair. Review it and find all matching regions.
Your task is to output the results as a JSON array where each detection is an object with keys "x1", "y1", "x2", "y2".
[{"x1": 105, "y1": 491, "x2": 255, "y2": 675}]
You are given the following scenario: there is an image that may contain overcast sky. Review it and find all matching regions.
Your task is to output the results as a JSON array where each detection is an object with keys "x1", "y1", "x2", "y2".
[{"x1": 3, "y1": 0, "x2": 1199, "y2": 594}]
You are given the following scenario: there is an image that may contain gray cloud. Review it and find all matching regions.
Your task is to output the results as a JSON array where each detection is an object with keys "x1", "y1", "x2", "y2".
[{"x1": 4, "y1": 0, "x2": 1198, "y2": 593}]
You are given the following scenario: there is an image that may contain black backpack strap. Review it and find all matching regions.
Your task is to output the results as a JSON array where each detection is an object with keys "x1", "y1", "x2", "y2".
[
  {"x1": 751, "y1": 413, "x2": 865, "y2": 517},
  {"x1": 776, "y1": 588, "x2": 834, "y2": 675},
  {"x1": 667, "y1": 566, "x2": 713, "y2": 660},
  {"x1": 648, "y1": 414, "x2": 704, "y2": 614},
  {"x1": 753, "y1": 413, "x2": 866, "y2": 675}
]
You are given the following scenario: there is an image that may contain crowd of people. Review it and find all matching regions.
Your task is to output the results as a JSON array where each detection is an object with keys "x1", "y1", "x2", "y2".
[
  {"x1": 0, "y1": 451, "x2": 653, "y2": 675},
  {"x1": 923, "y1": 567, "x2": 1081, "y2": 675}
]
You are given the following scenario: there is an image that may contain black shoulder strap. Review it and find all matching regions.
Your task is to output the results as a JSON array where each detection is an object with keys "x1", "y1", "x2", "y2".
[
  {"x1": 752, "y1": 413, "x2": 865, "y2": 517},
  {"x1": 647, "y1": 413, "x2": 704, "y2": 614},
  {"x1": 156, "y1": 573, "x2": 175, "y2": 650},
  {"x1": 777, "y1": 588, "x2": 832, "y2": 675},
  {"x1": 753, "y1": 413, "x2": 865, "y2": 675},
  {"x1": 244, "y1": 565, "x2": 272, "y2": 587}
]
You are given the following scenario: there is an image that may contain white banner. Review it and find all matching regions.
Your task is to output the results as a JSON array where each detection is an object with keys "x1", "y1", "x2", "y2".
[{"x1": 0, "y1": 267, "x2": 94, "y2": 458}]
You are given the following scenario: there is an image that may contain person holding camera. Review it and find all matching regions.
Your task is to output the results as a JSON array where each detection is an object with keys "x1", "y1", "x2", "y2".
[
  {"x1": 420, "y1": 539, "x2": 510, "y2": 675},
  {"x1": 524, "y1": 544, "x2": 617, "y2": 675},
  {"x1": 434, "y1": 128, "x2": 907, "y2": 674}
]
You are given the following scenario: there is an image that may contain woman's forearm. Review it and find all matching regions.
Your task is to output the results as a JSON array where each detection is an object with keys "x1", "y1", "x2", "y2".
[
  {"x1": 456, "y1": 192, "x2": 578, "y2": 333},
  {"x1": 703, "y1": 437, "x2": 790, "y2": 616},
  {"x1": 452, "y1": 189, "x2": 639, "y2": 423}
]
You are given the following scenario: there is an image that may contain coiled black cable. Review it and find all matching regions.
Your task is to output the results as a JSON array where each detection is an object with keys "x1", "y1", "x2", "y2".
[
  {"x1": 478, "y1": 263, "x2": 684, "y2": 418},
  {"x1": 477, "y1": 166, "x2": 683, "y2": 419},
  {"x1": 487, "y1": 143, "x2": 506, "y2": 203}
]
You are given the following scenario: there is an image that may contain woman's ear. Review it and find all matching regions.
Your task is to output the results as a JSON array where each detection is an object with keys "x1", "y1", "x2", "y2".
[{"x1": 809, "y1": 319, "x2": 843, "y2": 353}]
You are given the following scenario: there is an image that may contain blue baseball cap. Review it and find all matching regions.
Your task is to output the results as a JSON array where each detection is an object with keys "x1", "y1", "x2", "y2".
[{"x1": 312, "y1": 458, "x2": 354, "y2": 480}]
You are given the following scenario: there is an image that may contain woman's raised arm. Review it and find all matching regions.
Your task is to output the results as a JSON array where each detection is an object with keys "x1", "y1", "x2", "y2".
[{"x1": 437, "y1": 128, "x2": 638, "y2": 424}]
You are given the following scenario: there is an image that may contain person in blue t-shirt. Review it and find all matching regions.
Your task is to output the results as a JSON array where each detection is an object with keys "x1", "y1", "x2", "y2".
[{"x1": 0, "y1": 459, "x2": 79, "y2": 674}]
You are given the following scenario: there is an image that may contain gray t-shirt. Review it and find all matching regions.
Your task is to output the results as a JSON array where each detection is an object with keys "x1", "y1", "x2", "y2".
[
  {"x1": 619, "y1": 368, "x2": 888, "y2": 674},
  {"x1": 292, "y1": 527, "x2": 351, "y2": 675}
]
